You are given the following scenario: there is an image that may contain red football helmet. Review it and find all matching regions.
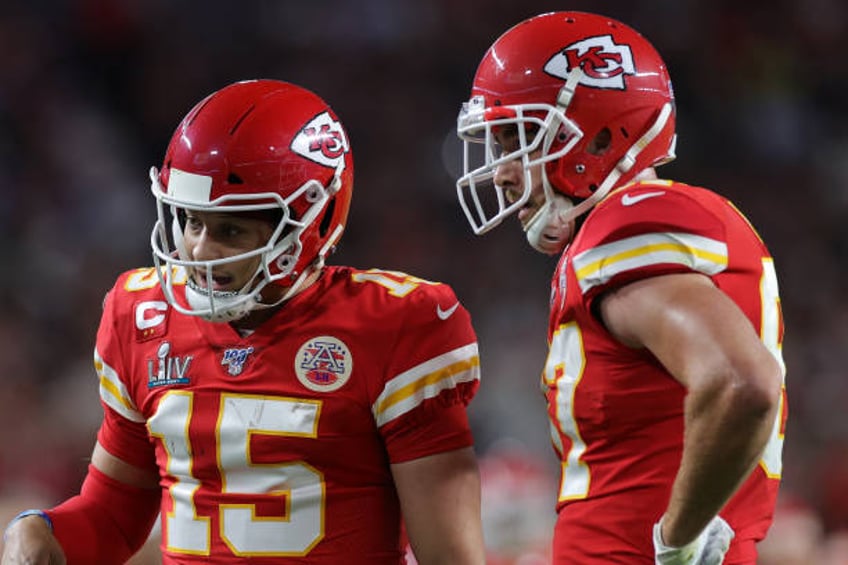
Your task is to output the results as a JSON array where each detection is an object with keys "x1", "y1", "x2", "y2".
[
  {"x1": 150, "y1": 79, "x2": 353, "y2": 321},
  {"x1": 457, "y1": 12, "x2": 676, "y2": 253}
]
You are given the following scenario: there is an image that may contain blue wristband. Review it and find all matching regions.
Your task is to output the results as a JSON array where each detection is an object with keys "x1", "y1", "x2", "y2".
[{"x1": 3, "y1": 509, "x2": 53, "y2": 541}]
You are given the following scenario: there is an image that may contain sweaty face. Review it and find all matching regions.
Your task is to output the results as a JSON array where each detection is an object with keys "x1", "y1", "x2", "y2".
[
  {"x1": 492, "y1": 124, "x2": 546, "y2": 230},
  {"x1": 182, "y1": 211, "x2": 275, "y2": 293}
]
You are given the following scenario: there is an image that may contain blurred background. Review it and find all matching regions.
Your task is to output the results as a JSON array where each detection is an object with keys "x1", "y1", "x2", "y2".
[{"x1": 1, "y1": 0, "x2": 847, "y2": 563}]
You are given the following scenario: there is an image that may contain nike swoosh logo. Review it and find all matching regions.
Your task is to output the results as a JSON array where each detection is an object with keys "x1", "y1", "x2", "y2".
[
  {"x1": 621, "y1": 190, "x2": 666, "y2": 206},
  {"x1": 436, "y1": 302, "x2": 460, "y2": 320}
]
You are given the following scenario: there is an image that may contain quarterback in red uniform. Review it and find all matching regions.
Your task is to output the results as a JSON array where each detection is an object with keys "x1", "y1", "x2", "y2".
[
  {"x1": 3, "y1": 80, "x2": 485, "y2": 564},
  {"x1": 454, "y1": 12, "x2": 787, "y2": 564}
]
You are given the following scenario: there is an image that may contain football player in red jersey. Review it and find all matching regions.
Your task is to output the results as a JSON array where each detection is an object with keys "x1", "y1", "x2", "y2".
[
  {"x1": 454, "y1": 11, "x2": 787, "y2": 565},
  {"x1": 3, "y1": 80, "x2": 485, "y2": 564}
]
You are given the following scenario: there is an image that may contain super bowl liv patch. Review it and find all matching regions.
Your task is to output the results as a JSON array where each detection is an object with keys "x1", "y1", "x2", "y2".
[{"x1": 148, "y1": 341, "x2": 192, "y2": 387}]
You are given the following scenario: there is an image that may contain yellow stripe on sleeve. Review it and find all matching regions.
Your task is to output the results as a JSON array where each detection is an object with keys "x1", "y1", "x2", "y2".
[
  {"x1": 95, "y1": 349, "x2": 145, "y2": 423},
  {"x1": 573, "y1": 232, "x2": 728, "y2": 293},
  {"x1": 373, "y1": 343, "x2": 480, "y2": 427}
]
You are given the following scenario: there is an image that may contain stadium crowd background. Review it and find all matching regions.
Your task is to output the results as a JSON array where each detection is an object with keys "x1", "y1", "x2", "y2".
[{"x1": 1, "y1": 0, "x2": 847, "y2": 562}]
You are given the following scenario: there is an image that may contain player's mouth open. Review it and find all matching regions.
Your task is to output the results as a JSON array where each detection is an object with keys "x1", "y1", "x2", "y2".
[{"x1": 192, "y1": 271, "x2": 234, "y2": 290}]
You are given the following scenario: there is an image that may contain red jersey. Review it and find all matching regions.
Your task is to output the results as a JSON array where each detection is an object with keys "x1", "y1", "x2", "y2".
[
  {"x1": 94, "y1": 265, "x2": 480, "y2": 564},
  {"x1": 543, "y1": 180, "x2": 787, "y2": 564}
]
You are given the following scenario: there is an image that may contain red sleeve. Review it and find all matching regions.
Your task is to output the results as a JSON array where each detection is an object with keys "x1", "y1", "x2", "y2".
[
  {"x1": 94, "y1": 280, "x2": 158, "y2": 470},
  {"x1": 382, "y1": 401, "x2": 476, "y2": 464},
  {"x1": 572, "y1": 183, "x2": 730, "y2": 304},
  {"x1": 46, "y1": 465, "x2": 159, "y2": 565},
  {"x1": 374, "y1": 282, "x2": 481, "y2": 464},
  {"x1": 45, "y1": 276, "x2": 161, "y2": 563},
  {"x1": 97, "y1": 406, "x2": 158, "y2": 470}
]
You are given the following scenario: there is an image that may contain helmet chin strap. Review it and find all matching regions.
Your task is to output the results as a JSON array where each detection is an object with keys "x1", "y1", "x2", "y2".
[
  {"x1": 269, "y1": 222, "x2": 344, "y2": 306},
  {"x1": 570, "y1": 102, "x2": 673, "y2": 221},
  {"x1": 524, "y1": 194, "x2": 575, "y2": 255},
  {"x1": 524, "y1": 172, "x2": 576, "y2": 254},
  {"x1": 186, "y1": 258, "x2": 321, "y2": 324},
  {"x1": 521, "y1": 66, "x2": 584, "y2": 255},
  {"x1": 529, "y1": 101, "x2": 675, "y2": 255},
  {"x1": 185, "y1": 280, "x2": 260, "y2": 323}
]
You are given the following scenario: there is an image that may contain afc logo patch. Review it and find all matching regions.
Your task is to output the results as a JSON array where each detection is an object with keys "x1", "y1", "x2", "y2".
[
  {"x1": 544, "y1": 34, "x2": 636, "y2": 90},
  {"x1": 294, "y1": 335, "x2": 353, "y2": 392},
  {"x1": 135, "y1": 300, "x2": 169, "y2": 342}
]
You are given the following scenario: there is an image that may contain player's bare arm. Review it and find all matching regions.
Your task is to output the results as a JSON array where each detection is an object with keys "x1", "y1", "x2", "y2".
[
  {"x1": 599, "y1": 272, "x2": 782, "y2": 546},
  {"x1": 90, "y1": 442, "x2": 160, "y2": 489},
  {"x1": 391, "y1": 446, "x2": 485, "y2": 565}
]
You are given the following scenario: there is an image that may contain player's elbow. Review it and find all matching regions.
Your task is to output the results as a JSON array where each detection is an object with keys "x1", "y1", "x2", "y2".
[{"x1": 726, "y1": 354, "x2": 782, "y2": 424}]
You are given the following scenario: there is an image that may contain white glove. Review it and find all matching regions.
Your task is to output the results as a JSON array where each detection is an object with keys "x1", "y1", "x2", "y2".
[{"x1": 653, "y1": 515, "x2": 735, "y2": 565}]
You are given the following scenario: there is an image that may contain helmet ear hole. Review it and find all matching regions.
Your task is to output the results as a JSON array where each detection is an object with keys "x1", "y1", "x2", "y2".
[{"x1": 588, "y1": 128, "x2": 612, "y2": 155}]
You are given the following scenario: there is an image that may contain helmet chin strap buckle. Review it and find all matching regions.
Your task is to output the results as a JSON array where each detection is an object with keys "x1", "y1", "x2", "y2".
[
  {"x1": 555, "y1": 67, "x2": 584, "y2": 112},
  {"x1": 617, "y1": 152, "x2": 636, "y2": 173}
]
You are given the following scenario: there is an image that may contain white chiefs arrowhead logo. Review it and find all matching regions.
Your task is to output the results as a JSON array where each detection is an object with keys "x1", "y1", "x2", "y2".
[
  {"x1": 544, "y1": 34, "x2": 636, "y2": 90},
  {"x1": 291, "y1": 111, "x2": 350, "y2": 168}
]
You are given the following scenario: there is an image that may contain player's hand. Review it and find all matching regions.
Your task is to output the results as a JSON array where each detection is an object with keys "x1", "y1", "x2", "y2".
[
  {"x1": 1, "y1": 516, "x2": 66, "y2": 565},
  {"x1": 653, "y1": 514, "x2": 734, "y2": 565}
]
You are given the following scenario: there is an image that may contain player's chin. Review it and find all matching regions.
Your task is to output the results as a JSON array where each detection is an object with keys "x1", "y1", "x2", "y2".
[{"x1": 536, "y1": 237, "x2": 568, "y2": 255}]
